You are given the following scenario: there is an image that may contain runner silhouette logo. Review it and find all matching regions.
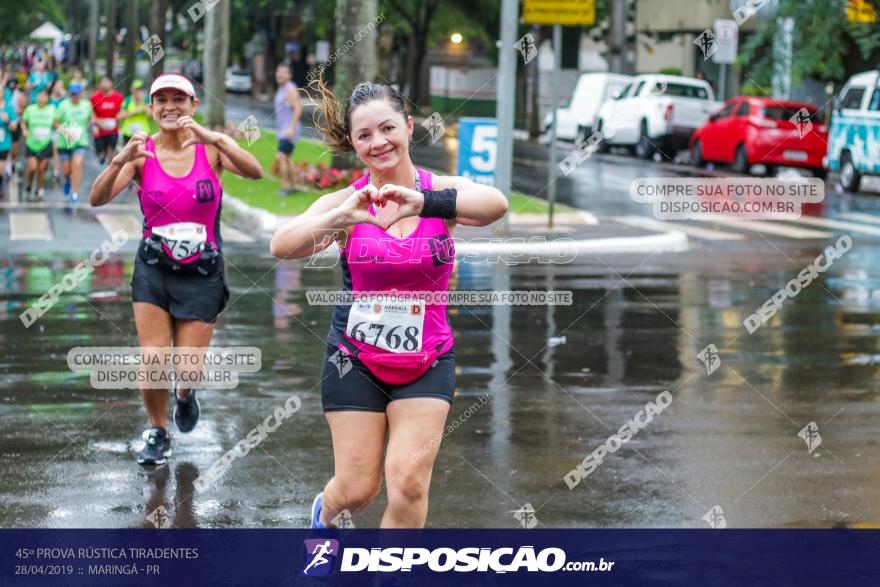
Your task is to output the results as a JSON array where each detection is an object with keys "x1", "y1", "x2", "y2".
[{"x1": 300, "y1": 538, "x2": 339, "y2": 577}]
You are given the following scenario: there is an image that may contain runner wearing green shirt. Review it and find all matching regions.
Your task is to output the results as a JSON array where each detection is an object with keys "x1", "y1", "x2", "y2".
[
  {"x1": 48, "y1": 79, "x2": 66, "y2": 186},
  {"x1": 0, "y1": 91, "x2": 19, "y2": 195},
  {"x1": 55, "y1": 83, "x2": 92, "y2": 205},
  {"x1": 21, "y1": 89, "x2": 55, "y2": 200},
  {"x1": 118, "y1": 79, "x2": 150, "y2": 145}
]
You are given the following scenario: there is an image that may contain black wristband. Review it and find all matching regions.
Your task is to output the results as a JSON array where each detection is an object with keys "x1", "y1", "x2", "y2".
[{"x1": 419, "y1": 188, "x2": 457, "y2": 219}]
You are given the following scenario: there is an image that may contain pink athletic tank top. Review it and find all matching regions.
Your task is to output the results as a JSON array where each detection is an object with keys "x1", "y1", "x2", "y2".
[
  {"x1": 137, "y1": 137, "x2": 223, "y2": 264},
  {"x1": 329, "y1": 168, "x2": 455, "y2": 355}
]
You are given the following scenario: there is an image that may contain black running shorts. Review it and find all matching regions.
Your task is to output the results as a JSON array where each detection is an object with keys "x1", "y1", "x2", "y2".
[
  {"x1": 130, "y1": 254, "x2": 229, "y2": 323},
  {"x1": 26, "y1": 146, "x2": 52, "y2": 161},
  {"x1": 320, "y1": 339, "x2": 455, "y2": 412},
  {"x1": 94, "y1": 133, "x2": 118, "y2": 153},
  {"x1": 277, "y1": 138, "x2": 295, "y2": 155}
]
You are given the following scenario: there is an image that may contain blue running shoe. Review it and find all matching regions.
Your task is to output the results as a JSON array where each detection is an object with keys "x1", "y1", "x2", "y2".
[
  {"x1": 68, "y1": 191, "x2": 79, "y2": 205},
  {"x1": 136, "y1": 427, "x2": 172, "y2": 466},
  {"x1": 310, "y1": 492, "x2": 327, "y2": 528},
  {"x1": 173, "y1": 388, "x2": 200, "y2": 433},
  {"x1": 63, "y1": 179, "x2": 71, "y2": 197}
]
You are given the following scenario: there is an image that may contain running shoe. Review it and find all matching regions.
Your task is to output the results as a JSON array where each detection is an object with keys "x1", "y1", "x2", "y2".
[
  {"x1": 36, "y1": 188, "x2": 45, "y2": 201},
  {"x1": 137, "y1": 427, "x2": 172, "y2": 466},
  {"x1": 68, "y1": 191, "x2": 79, "y2": 205},
  {"x1": 310, "y1": 492, "x2": 327, "y2": 529},
  {"x1": 63, "y1": 178, "x2": 71, "y2": 196},
  {"x1": 173, "y1": 388, "x2": 200, "y2": 433}
]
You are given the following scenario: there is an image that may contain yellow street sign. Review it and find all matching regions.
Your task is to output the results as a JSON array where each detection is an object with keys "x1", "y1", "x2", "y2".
[
  {"x1": 848, "y1": 0, "x2": 877, "y2": 22},
  {"x1": 523, "y1": 0, "x2": 596, "y2": 26}
]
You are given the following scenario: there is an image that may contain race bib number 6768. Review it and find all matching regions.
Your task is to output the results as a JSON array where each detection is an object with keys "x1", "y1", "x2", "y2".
[{"x1": 346, "y1": 299, "x2": 425, "y2": 353}]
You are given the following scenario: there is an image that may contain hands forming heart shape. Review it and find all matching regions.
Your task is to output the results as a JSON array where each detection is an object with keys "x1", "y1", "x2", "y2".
[{"x1": 341, "y1": 183, "x2": 424, "y2": 230}]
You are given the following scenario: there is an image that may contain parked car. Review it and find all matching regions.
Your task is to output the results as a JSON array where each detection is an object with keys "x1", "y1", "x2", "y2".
[
  {"x1": 593, "y1": 74, "x2": 720, "y2": 159},
  {"x1": 542, "y1": 72, "x2": 632, "y2": 141},
  {"x1": 225, "y1": 68, "x2": 253, "y2": 93},
  {"x1": 690, "y1": 96, "x2": 828, "y2": 177},
  {"x1": 827, "y1": 70, "x2": 880, "y2": 193}
]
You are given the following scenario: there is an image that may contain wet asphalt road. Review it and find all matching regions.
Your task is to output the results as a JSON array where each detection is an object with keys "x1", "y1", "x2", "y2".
[{"x1": 1, "y1": 95, "x2": 880, "y2": 529}]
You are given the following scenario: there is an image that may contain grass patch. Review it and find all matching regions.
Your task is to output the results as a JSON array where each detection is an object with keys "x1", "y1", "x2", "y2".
[
  {"x1": 223, "y1": 129, "x2": 333, "y2": 215},
  {"x1": 509, "y1": 192, "x2": 575, "y2": 215}
]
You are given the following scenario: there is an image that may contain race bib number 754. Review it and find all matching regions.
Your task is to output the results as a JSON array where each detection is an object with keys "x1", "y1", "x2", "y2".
[{"x1": 152, "y1": 222, "x2": 207, "y2": 261}]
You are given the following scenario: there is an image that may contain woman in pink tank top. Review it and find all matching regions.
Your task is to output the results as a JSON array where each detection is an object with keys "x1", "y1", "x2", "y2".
[
  {"x1": 271, "y1": 76, "x2": 508, "y2": 529},
  {"x1": 89, "y1": 74, "x2": 262, "y2": 467}
]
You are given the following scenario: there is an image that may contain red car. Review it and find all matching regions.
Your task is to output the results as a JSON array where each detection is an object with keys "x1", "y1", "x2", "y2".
[{"x1": 689, "y1": 96, "x2": 828, "y2": 177}]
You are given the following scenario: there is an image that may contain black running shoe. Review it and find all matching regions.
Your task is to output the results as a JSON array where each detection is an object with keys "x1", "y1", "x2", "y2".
[
  {"x1": 173, "y1": 388, "x2": 200, "y2": 433},
  {"x1": 137, "y1": 427, "x2": 172, "y2": 466}
]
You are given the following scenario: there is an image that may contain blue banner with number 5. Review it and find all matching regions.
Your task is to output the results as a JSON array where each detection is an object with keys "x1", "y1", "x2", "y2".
[{"x1": 456, "y1": 117, "x2": 497, "y2": 186}]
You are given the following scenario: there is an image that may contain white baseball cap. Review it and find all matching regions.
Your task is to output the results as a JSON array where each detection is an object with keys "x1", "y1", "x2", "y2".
[{"x1": 149, "y1": 74, "x2": 196, "y2": 98}]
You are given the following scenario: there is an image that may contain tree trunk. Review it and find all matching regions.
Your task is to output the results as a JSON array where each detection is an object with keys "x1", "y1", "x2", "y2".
[
  {"x1": 204, "y1": 0, "x2": 230, "y2": 127},
  {"x1": 410, "y1": 25, "x2": 428, "y2": 106},
  {"x1": 333, "y1": 0, "x2": 378, "y2": 99},
  {"x1": 332, "y1": 0, "x2": 378, "y2": 168},
  {"x1": 88, "y1": 0, "x2": 99, "y2": 82},
  {"x1": 104, "y1": 0, "x2": 116, "y2": 81},
  {"x1": 123, "y1": 0, "x2": 138, "y2": 86},
  {"x1": 150, "y1": 0, "x2": 167, "y2": 77}
]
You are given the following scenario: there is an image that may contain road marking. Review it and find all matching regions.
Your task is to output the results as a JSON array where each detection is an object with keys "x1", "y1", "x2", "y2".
[
  {"x1": 220, "y1": 221, "x2": 255, "y2": 243},
  {"x1": 837, "y1": 212, "x2": 880, "y2": 225},
  {"x1": 785, "y1": 215, "x2": 880, "y2": 237},
  {"x1": 96, "y1": 214, "x2": 142, "y2": 238},
  {"x1": 693, "y1": 215, "x2": 830, "y2": 239},
  {"x1": 0, "y1": 201, "x2": 139, "y2": 210},
  {"x1": 612, "y1": 216, "x2": 745, "y2": 240},
  {"x1": 10, "y1": 212, "x2": 52, "y2": 240}
]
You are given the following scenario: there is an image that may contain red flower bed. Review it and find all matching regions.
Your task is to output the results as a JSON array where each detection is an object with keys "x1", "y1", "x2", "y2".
[{"x1": 298, "y1": 162, "x2": 365, "y2": 190}]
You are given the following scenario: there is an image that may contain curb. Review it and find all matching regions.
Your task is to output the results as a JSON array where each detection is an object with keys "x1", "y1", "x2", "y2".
[
  {"x1": 454, "y1": 230, "x2": 689, "y2": 256},
  {"x1": 222, "y1": 192, "x2": 689, "y2": 256},
  {"x1": 295, "y1": 229, "x2": 688, "y2": 265},
  {"x1": 223, "y1": 194, "x2": 285, "y2": 235}
]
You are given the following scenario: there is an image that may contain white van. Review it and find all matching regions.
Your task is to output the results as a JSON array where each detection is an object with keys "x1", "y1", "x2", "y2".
[
  {"x1": 827, "y1": 70, "x2": 880, "y2": 193},
  {"x1": 543, "y1": 72, "x2": 632, "y2": 141}
]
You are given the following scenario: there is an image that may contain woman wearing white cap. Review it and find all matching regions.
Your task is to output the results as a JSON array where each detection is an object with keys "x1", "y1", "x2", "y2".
[{"x1": 90, "y1": 74, "x2": 263, "y2": 466}]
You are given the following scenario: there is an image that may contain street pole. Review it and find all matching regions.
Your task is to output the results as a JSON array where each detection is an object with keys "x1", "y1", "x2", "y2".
[
  {"x1": 610, "y1": 0, "x2": 627, "y2": 73},
  {"x1": 719, "y1": 63, "x2": 727, "y2": 100},
  {"x1": 494, "y1": 0, "x2": 518, "y2": 234},
  {"x1": 547, "y1": 24, "x2": 561, "y2": 229}
]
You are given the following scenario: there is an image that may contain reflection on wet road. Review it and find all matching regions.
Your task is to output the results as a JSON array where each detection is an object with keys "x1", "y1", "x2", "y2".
[{"x1": 2, "y1": 240, "x2": 879, "y2": 528}]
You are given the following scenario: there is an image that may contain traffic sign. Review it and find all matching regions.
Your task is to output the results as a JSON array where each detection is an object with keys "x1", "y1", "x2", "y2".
[
  {"x1": 523, "y1": 0, "x2": 595, "y2": 26},
  {"x1": 712, "y1": 19, "x2": 739, "y2": 65},
  {"x1": 457, "y1": 118, "x2": 497, "y2": 186}
]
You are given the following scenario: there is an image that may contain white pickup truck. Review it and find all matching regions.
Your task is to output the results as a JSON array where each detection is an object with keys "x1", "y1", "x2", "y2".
[{"x1": 593, "y1": 74, "x2": 721, "y2": 159}]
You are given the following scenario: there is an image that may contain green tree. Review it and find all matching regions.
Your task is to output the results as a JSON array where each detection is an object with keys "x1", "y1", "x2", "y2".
[
  {"x1": 382, "y1": 0, "x2": 440, "y2": 104},
  {"x1": 740, "y1": 0, "x2": 880, "y2": 87},
  {"x1": 0, "y1": 0, "x2": 63, "y2": 44}
]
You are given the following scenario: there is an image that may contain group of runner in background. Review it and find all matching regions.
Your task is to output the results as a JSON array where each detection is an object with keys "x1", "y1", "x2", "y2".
[{"x1": 0, "y1": 51, "x2": 148, "y2": 204}]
